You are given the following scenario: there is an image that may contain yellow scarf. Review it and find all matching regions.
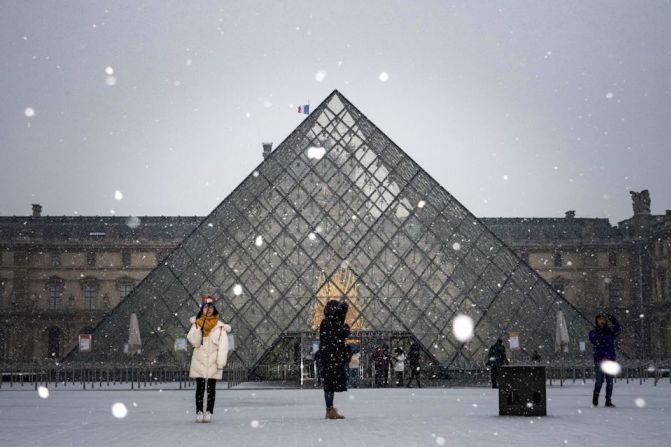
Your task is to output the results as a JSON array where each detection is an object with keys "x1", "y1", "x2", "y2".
[{"x1": 195, "y1": 315, "x2": 218, "y2": 337}]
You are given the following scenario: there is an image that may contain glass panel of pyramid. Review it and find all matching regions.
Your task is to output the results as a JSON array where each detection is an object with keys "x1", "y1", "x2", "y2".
[{"x1": 69, "y1": 90, "x2": 594, "y2": 372}]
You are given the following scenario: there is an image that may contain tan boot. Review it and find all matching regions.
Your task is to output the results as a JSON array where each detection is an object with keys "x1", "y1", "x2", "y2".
[{"x1": 325, "y1": 407, "x2": 345, "y2": 419}]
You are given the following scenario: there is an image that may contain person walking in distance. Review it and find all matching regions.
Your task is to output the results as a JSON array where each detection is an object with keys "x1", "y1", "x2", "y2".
[
  {"x1": 486, "y1": 338, "x2": 509, "y2": 389},
  {"x1": 406, "y1": 343, "x2": 421, "y2": 388},
  {"x1": 319, "y1": 300, "x2": 351, "y2": 419},
  {"x1": 187, "y1": 296, "x2": 231, "y2": 423},
  {"x1": 589, "y1": 313, "x2": 621, "y2": 407},
  {"x1": 393, "y1": 347, "x2": 406, "y2": 387},
  {"x1": 382, "y1": 344, "x2": 391, "y2": 387},
  {"x1": 348, "y1": 344, "x2": 361, "y2": 388}
]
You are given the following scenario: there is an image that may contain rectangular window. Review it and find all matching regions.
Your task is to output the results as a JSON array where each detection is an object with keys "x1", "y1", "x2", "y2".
[
  {"x1": 86, "y1": 251, "x2": 96, "y2": 267},
  {"x1": 608, "y1": 278, "x2": 623, "y2": 305},
  {"x1": 122, "y1": 251, "x2": 131, "y2": 268},
  {"x1": 48, "y1": 283, "x2": 62, "y2": 309},
  {"x1": 84, "y1": 283, "x2": 97, "y2": 310},
  {"x1": 553, "y1": 252, "x2": 562, "y2": 267},
  {"x1": 51, "y1": 252, "x2": 61, "y2": 267},
  {"x1": 608, "y1": 251, "x2": 617, "y2": 267},
  {"x1": 119, "y1": 283, "x2": 133, "y2": 300}
]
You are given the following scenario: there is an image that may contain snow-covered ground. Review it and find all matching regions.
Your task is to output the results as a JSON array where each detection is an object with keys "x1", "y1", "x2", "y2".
[{"x1": 1, "y1": 381, "x2": 669, "y2": 446}]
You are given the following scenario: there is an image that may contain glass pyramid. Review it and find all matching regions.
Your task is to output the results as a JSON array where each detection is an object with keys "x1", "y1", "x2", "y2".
[{"x1": 71, "y1": 91, "x2": 593, "y2": 373}]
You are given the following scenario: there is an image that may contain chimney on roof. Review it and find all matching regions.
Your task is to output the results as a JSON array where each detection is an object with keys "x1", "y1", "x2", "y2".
[
  {"x1": 32, "y1": 204, "x2": 42, "y2": 217},
  {"x1": 262, "y1": 142, "x2": 273, "y2": 159},
  {"x1": 565, "y1": 210, "x2": 575, "y2": 219}
]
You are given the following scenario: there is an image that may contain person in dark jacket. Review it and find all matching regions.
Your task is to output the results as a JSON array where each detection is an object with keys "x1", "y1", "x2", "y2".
[
  {"x1": 531, "y1": 350, "x2": 541, "y2": 364},
  {"x1": 319, "y1": 300, "x2": 351, "y2": 419},
  {"x1": 486, "y1": 338, "x2": 509, "y2": 388},
  {"x1": 372, "y1": 346, "x2": 386, "y2": 387},
  {"x1": 382, "y1": 344, "x2": 391, "y2": 386},
  {"x1": 589, "y1": 313, "x2": 621, "y2": 407},
  {"x1": 406, "y1": 343, "x2": 421, "y2": 388}
]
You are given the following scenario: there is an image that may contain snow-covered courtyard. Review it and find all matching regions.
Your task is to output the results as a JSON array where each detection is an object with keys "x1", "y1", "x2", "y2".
[{"x1": 2, "y1": 381, "x2": 669, "y2": 446}]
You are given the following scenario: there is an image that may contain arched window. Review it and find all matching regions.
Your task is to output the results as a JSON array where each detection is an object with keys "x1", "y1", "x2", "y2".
[{"x1": 47, "y1": 327, "x2": 63, "y2": 358}]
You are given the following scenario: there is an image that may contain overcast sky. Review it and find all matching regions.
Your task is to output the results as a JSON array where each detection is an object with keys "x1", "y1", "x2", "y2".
[{"x1": 1, "y1": 1, "x2": 670, "y2": 223}]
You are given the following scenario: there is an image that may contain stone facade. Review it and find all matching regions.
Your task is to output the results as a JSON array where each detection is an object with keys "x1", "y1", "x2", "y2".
[
  {"x1": 0, "y1": 212, "x2": 200, "y2": 362},
  {"x1": 1, "y1": 192, "x2": 670, "y2": 363}
]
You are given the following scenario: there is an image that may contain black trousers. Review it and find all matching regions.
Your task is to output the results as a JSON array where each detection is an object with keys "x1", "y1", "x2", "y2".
[
  {"x1": 406, "y1": 366, "x2": 421, "y2": 387},
  {"x1": 490, "y1": 365, "x2": 500, "y2": 388},
  {"x1": 195, "y1": 378, "x2": 217, "y2": 413},
  {"x1": 374, "y1": 365, "x2": 385, "y2": 387},
  {"x1": 594, "y1": 366, "x2": 614, "y2": 401}
]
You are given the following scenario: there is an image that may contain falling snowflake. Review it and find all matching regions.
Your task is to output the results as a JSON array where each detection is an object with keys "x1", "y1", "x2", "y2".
[
  {"x1": 37, "y1": 386, "x2": 49, "y2": 399},
  {"x1": 436, "y1": 437, "x2": 446, "y2": 446},
  {"x1": 635, "y1": 397, "x2": 646, "y2": 408},
  {"x1": 379, "y1": 72, "x2": 389, "y2": 82},
  {"x1": 452, "y1": 314, "x2": 474, "y2": 342},
  {"x1": 600, "y1": 360, "x2": 621, "y2": 376},
  {"x1": 452, "y1": 242, "x2": 461, "y2": 251},
  {"x1": 417, "y1": 200, "x2": 426, "y2": 208},
  {"x1": 307, "y1": 146, "x2": 326, "y2": 160},
  {"x1": 315, "y1": 70, "x2": 327, "y2": 82},
  {"x1": 126, "y1": 216, "x2": 141, "y2": 229},
  {"x1": 24, "y1": 107, "x2": 35, "y2": 118},
  {"x1": 605, "y1": 92, "x2": 614, "y2": 99},
  {"x1": 114, "y1": 190, "x2": 123, "y2": 200},
  {"x1": 105, "y1": 76, "x2": 117, "y2": 86},
  {"x1": 255, "y1": 235, "x2": 264, "y2": 247},
  {"x1": 233, "y1": 284, "x2": 243, "y2": 296},
  {"x1": 250, "y1": 420, "x2": 260, "y2": 428},
  {"x1": 111, "y1": 402, "x2": 128, "y2": 419},
  {"x1": 105, "y1": 66, "x2": 114, "y2": 75}
]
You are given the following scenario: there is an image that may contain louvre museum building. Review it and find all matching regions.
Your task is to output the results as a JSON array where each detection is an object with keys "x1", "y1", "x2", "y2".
[{"x1": 2, "y1": 91, "x2": 670, "y2": 380}]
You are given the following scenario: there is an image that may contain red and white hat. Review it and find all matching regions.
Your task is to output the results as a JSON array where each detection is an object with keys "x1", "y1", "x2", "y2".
[{"x1": 201, "y1": 295, "x2": 217, "y2": 305}]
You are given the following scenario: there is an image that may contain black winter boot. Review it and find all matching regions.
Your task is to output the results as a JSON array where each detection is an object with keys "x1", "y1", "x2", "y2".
[
  {"x1": 605, "y1": 400, "x2": 615, "y2": 408},
  {"x1": 592, "y1": 393, "x2": 599, "y2": 407}
]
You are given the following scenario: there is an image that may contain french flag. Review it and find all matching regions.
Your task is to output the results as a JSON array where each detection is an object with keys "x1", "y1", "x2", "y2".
[{"x1": 297, "y1": 104, "x2": 310, "y2": 115}]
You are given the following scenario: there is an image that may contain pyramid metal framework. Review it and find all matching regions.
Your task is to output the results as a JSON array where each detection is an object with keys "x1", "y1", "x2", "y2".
[{"x1": 73, "y1": 91, "x2": 593, "y2": 370}]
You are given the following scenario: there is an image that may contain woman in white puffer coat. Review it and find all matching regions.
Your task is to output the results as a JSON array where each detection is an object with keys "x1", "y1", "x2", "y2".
[{"x1": 187, "y1": 295, "x2": 231, "y2": 423}]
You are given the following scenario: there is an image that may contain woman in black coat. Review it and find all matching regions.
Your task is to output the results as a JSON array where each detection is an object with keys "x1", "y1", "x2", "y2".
[{"x1": 319, "y1": 299, "x2": 350, "y2": 419}]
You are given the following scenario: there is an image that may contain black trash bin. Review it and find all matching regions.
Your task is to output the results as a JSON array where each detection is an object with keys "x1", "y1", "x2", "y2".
[{"x1": 498, "y1": 366, "x2": 546, "y2": 416}]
